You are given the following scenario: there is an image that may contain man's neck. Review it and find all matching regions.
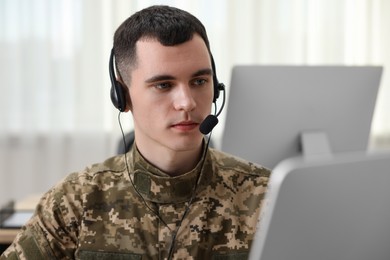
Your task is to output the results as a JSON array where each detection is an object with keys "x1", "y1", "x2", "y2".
[{"x1": 135, "y1": 141, "x2": 204, "y2": 177}]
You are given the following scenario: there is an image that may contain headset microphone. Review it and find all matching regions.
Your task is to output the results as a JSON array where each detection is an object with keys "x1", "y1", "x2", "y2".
[
  {"x1": 199, "y1": 83, "x2": 226, "y2": 135},
  {"x1": 199, "y1": 115, "x2": 219, "y2": 135}
]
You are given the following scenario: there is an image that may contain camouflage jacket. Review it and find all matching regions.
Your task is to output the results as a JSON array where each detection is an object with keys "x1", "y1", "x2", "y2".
[{"x1": 1, "y1": 146, "x2": 270, "y2": 260}]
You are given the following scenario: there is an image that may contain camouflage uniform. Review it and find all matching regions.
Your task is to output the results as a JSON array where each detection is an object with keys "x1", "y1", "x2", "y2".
[{"x1": 1, "y1": 145, "x2": 270, "y2": 260}]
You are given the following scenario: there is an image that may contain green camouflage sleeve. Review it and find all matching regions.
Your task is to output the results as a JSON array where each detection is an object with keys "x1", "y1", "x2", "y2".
[{"x1": 1, "y1": 173, "x2": 82, "y2": 259}]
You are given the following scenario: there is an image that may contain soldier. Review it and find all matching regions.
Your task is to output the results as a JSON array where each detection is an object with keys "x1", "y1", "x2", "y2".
[{"x1": 1, "y1": 5, "x2": 270, "y2": 260}]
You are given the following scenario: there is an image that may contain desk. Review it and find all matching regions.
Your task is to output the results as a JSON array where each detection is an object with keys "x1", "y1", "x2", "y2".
[
  {"x1": 0, "y1": 194, "x2": 40, "y2": 245},
  {"x1": 0, "y1": 229, "x2": 19, "y2": 245}
]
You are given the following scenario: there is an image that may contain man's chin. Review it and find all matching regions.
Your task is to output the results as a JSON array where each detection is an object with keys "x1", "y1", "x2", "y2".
[{"x1": 167, "y1": 137, "x2": 204, "y2": 152}]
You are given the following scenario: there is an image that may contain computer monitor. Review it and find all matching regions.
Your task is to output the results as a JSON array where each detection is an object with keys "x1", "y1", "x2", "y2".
[
  {"x1": 221, "y1": 65, "x2": 383, "y2": 169},
  {"x1": 221, "y1": 65, "x2": 388, "y2": 259},
  {"x1": 248, "y1": 150, "x2": 390, "y2": 260}
]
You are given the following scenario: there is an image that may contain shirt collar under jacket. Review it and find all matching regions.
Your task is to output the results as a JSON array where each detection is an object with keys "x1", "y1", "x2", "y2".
[{"x1": 125, "y1": 140, "x2": 213, "y2": 204}]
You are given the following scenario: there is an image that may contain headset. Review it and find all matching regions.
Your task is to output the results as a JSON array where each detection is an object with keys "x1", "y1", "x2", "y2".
[
  {"x1": 109, "y1": 49, "x2": 127, "y2": 112},
  {"x1": 109, "y1": 48, "x2": 225, "y2": 114}
]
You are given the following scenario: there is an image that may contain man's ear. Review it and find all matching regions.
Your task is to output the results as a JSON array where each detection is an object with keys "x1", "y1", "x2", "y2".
[
  {"x1": 124, "y1": 88, "x2": 132, "y2": 112},
  {"x1": 117, "y1": 78, "x2": 132, "y2": 112}
]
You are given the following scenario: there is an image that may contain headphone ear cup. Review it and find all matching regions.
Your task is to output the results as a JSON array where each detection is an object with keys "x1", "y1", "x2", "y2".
[
  {"x1": 211, "y1": 53, "x2": 223, "y2": 103},
  {"x1": 109, "y1": 48, "x2": 128, "y2": 112},
  {"x1": 213, "y1": 82, "x2": 225, "y2": 103},
  {"x1": 111, "y1": 81, "x2": 127, "y2": 112},
  {"x1": 213, "y1": 77, "x2": 220, "y2": 103}
]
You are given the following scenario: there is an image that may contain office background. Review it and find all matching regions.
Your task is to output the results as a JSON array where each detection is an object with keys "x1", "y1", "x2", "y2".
[{"x1": 1, "y1": 0, "x2": 389, "y2": 203}]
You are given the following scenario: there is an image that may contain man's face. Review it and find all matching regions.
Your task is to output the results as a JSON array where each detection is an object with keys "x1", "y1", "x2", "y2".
[{"x1": 128, "y1": 34, "x2": 214, "y2": 154}]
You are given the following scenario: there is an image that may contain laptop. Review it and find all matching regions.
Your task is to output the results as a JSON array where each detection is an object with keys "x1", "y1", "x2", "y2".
[{"x1": 249, "y1": 151, "x2": 390, "y2": 260}]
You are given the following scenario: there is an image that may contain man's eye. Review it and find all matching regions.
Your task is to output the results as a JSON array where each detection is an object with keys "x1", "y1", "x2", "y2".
[
  {"x1": 192, "y1": 78, "x2": 207, "y2": 86},
  {"x1": 154, "y1": 82, "x2": 172, "y2": 90}
]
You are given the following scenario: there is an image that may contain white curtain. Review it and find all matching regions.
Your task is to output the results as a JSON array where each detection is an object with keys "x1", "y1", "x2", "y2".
[
  {"x1": 0, "y1": 0, "x2": 134, "y2": 202},
  {"x1": 1, "y1": 0, "x2": 389, "y2": 203}
]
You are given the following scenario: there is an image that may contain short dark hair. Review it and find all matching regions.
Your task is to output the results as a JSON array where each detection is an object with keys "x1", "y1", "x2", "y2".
[{"x1": 113, "y1": 5, "x2": 211, "y2": 85}]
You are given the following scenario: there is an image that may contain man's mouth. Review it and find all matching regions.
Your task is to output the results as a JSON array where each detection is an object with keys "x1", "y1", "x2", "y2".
[{"x1": 171, "y1": 121, "x2": 199, "y2": 131}]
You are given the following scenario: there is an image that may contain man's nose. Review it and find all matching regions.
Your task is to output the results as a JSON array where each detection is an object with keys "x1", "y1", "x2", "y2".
[{"x1": 173, "y1": 84, "x2": 196, "y2": 111}]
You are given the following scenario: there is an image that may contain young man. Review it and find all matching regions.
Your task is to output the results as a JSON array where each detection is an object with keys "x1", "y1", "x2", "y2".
[{"x1": 1, "y1": 5, "x2": 270, "y2": 259}]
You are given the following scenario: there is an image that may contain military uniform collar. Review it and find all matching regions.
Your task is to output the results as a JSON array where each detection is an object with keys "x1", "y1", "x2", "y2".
[{"x1": 126, "y1": 142, "x2": 212, "y2": 204}]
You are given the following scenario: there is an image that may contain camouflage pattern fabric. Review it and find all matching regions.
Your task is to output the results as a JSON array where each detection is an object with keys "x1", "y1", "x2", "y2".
[{"x1": 1, "y1": 146, "x2": 270, "y2": 259}]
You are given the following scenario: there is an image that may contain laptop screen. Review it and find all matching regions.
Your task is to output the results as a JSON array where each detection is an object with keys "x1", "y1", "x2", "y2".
[{"x1": 248, "y1": 151, "x2": 390, "y2": 260}]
